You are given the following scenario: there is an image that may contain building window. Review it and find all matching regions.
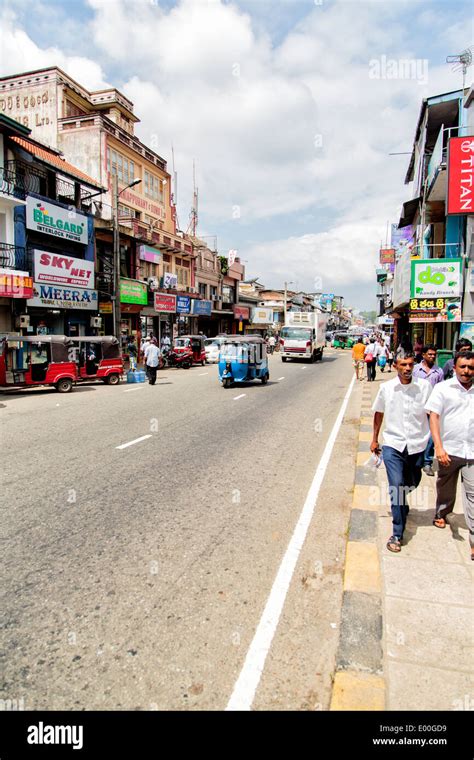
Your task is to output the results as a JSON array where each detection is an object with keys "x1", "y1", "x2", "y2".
[
  {"x1": 177, "y1": 267, "x2": 189, "y2": 287},
  {"x1": 107, "y1": 148, "x2": 135, "y2": 186},
  {"x1": 144, "y1": 170, "x2": 164, "y2": 202},
  {"x1": 210, "y1": 286, "x2": 218, "y2": 299},
  {"x1": 199, "y1": 282, "x2": 207, "y2": 298},
  {"x1": 222, "y1": 285, "x2": 235, "y2": 303}
]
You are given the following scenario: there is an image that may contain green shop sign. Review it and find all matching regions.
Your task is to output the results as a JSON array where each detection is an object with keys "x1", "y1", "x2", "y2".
[
  {"x1": 120, "y1": 278, "x2": 148, "y2": 305},
  {"x1": 410, "y1": 258, "x2": 462, "y2": 299}
]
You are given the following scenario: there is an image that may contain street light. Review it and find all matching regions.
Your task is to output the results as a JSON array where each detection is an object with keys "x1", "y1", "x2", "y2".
[
  {"x1": 112, "y1": 175, "x2": 142, "y2": 340},
  {"x1": 284, "y1": 281, "x2": 294, "y2": 322}
]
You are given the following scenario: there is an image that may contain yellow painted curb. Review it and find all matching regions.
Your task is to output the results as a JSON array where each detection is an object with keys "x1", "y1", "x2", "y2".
[
  {"x1": 330, "y1": 671, "x2": 385, "y2": 711},
  {"x1": 344, "y1": 541, "x2": 381, "y2": 593},
  {"x1": 358, "y1": 431, "x2": 372, "y2": 442},
  {"x1": 361, "y1": 416, "x2": 372, "y2": 425},
  {"x1": 356, "y1": 451, "x2": 369, "y2": 467},
  {"x1": 352, "y1": 484, "x2": 378, "y2": 511}
]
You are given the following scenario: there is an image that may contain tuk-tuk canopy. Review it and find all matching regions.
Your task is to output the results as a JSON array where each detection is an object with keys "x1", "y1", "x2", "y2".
[
  {"x1": 69, "y1": 336, "x2": 121, "y2": 359},
  {"x1": 1, "y1": 334, "x2": 74, "y2": 363},
  {"x1": 221, "y1": 334, "x2": 266, "y2": 345}
]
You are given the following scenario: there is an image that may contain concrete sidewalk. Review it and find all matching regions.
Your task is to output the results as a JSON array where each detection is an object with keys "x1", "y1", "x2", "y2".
[{"x1": 332, "y1": 370, "x2": 473, "y2": 711}]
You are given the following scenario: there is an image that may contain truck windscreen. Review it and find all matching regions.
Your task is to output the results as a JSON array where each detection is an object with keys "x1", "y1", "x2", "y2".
[{"x1": 281, "y1": 328, "x2": 312, "y2": 340}]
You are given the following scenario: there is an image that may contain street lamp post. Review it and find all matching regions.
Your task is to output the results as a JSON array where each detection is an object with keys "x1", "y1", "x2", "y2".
[
  {"x1": 284, "y1": 281, "x2": 294, "y2": 322},
  {"x1": 112, "y1": 175, "x2": 141, "y2": 340}
]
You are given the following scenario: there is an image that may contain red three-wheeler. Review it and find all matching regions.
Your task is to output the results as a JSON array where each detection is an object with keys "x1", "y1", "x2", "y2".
[{"x1": 0, "y1": 334, "x2": 77, "y2": 393}]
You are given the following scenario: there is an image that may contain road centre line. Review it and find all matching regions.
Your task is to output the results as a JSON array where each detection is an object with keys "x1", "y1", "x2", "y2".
[
  {"x1": 116, "y1": 434, "x2": 152, "y2": 450},
  {"x1": 233, "y1": 394, "x2": 246, "y2": 401},
  {"x1": 277, "y1": 377, "x2": 285, "y2": 381},
  {"x1": 123, "y1": 387, "x2": 144, "y2": 392},
  {"x1": 199, "y1": 372, "x2": 209, "y2": 376},
  {"x1": 226, "y1": 374, "x2": 356, "y2": 711}
]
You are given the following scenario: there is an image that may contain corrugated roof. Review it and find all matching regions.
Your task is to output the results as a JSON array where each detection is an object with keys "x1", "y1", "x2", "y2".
[{"x1": 10, "y1": 136, "x2": 105, "y2": 190}]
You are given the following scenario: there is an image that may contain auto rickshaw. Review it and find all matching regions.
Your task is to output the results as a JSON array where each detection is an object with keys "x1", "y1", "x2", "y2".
[
  {"x1": 218, "y1": 335, "x2": 269, "y2": 388},
  {"x1": 333, "y1": 333, "x2": 351, "y2": 349},
  {"x1": 70, "y1": 336, "x2": 124, "y2": 385},
  {"x1": 0, "y1": 334, "x2": 77, "y2": 393},
  {"x1": 173, "y1": 335, "x2": 206, "y2": 366}
]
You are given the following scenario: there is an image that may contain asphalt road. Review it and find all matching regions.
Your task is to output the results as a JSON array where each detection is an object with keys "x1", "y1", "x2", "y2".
[{"x1": 1, "y1": 348, "x2": 361, "y2": 710}]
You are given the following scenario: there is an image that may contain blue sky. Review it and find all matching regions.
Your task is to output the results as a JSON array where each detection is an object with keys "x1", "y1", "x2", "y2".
[{"x1": 1, "y1": 0, "x2": 473, "y2": 309}]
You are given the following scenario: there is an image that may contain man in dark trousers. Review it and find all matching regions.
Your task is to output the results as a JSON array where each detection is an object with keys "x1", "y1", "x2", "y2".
[{"x1": 371, "y1": 351, "x2": 432, "y2": 552}]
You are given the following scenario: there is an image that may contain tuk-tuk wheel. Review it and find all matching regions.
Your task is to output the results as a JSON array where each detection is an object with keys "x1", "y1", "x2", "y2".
[
  {"x1": 282, "y1": 357, "x2": 288, "y2": 362},
  {"x1": 202, "y1": 360, "x2": 206, "y2": 366},
  {"x1": 106, "y1": 373, "x2": 120, "y2": 385},
  {"x1": 223, "y1": 378, "x2": 232, "y2": 388},
  {"x1": 56, "y1": 378, "x2": 73, "y2": 393},
  {"x1": 261, "y1": 373, "x2": 268, "y2": 384}
]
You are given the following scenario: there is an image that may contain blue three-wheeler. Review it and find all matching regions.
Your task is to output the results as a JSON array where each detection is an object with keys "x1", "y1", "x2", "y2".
[{"x1": 218, "y1": 335, "x2": 269, "y2": 388}]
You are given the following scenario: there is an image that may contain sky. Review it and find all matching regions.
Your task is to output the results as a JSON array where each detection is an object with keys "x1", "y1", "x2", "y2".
[{"x1": 1, "y1": 0, "x2": 472, "y2": 310}]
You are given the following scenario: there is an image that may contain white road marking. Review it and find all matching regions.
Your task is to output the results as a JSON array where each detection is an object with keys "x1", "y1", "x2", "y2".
[
  {"x1": 301, "y1": 366, "x2": 307, "y2": 369},
  {"x1": 116, "y1": 434, "x2": 152, "y2": 450},
  {"x1": 233, "y1": 394, "x2": 246, "y2": 401},
  {"x1": 123, "y1": 387, "x2": 144, "y2": 392},
  {"x1": 277, "y1": 377, "x2": 285, "y2": 381},
  {"x1": 226, "y1": 375, "x2": 356, "y2": 711},
  {"x1": 199, "y1": 372, "x2": 209, "y2": 376}
]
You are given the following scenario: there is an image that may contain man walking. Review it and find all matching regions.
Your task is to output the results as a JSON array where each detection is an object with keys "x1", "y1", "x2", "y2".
[
  {"x1": 144, "y1": 338, "x2": 160, "y2": 385},
  {"x1": 371, "y1": 352, "x2": 432, "y2": 552},
  {"x1": 352, "y1": 337, "x2": 365, "y2": 381},
  {"x1": 413, "y1": 344, "x2": 444, "y2": 476},
  {"x1": 442, "y1": 338, "x2": 472, "y2": 380},
  {"x1": 364, "y1": 336, "x2": 381, "y2": 382},
  {"x1": 426, "y1": 351, "x2": 474, "y2": 560}
]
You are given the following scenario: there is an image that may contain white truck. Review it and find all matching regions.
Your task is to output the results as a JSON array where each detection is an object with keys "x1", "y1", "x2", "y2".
[{"x1": 280, "y1": 311, "x2": 328, "y2": 362}]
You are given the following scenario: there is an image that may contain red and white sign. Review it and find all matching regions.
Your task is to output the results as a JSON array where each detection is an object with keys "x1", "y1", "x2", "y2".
[
  {"x1": 34, "y1": 250, "x2": 94, "y2": 288},
  {"x1": 0, "y1": 268, "x2": 33, "y2": 298},
  {"x1": 447, "y1": 136, "x2": 474, "y2": 214},
  {"x1": 233, "y1": 305, "x2": 249, "y2": 320},
  {"x1": 154, "y1": 293, "x2": 176, "y2": 313}
]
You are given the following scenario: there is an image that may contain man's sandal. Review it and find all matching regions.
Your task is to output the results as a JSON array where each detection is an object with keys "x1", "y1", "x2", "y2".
[
  {"x1": 387, "y1": 537, "x2": 401, "y2": 553},
  {"x1": 433, "y1": 517, "x2": 447, "y2": 529}
]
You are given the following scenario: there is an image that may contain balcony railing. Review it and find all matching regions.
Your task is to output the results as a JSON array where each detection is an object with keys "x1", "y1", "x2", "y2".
[
  {"x1": 410, "y1": 242, "x2": 462, "y2": 259},
  {"x1": 0, "y1": 167, "x2": 27, "y2": 201},
  {"x1": 0, "y1": 243, "x2": 29, "y2": 271}
]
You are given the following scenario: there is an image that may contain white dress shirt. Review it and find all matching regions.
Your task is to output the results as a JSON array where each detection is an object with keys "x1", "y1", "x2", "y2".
[
  {"x1": 365, "y1": 342, "x2": 382, "y2": 358},
  {"x1": 144, "y1": 343, "x2": 160, "y2": 367},
  {"x1": 372, "y1": 377, "x2": 432, "y2": 454},
  {"x1": 425, "y1": 377, "x2": 474, "y2": 459}
]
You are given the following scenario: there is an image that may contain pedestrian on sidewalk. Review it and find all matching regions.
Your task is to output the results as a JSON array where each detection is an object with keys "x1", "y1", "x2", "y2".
[
  {"x1": 144, "y1": 338, "x2": 160, "y2": 385},
  {"x1": 364, "y1": 336, "x2": 380, "y2": 382},
  {"x1": 442, "y1": 338, "x2": 472, "y2": 380},
  {"x1": 351, "y1": 337, "x2": 365, "y2": 381},
  {"x1": 371, "y1": 351, "x2": 432, "y2": 553},
  {"x1": 425, "y1": 351, "x2": 474, "y2": 560},
  {"x1": 413, "y1": 344, "x2": 444, "y2": 477},
  {"x1": 387, "y1": 348, "x2": 394, "y2": 372}
]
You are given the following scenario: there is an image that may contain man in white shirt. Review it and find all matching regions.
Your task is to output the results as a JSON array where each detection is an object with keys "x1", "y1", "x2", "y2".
[
  {"x1": 425, "y1": 351, "x2": 474, "y2": 560},
  {"x1": 371, "y1": 351, "x2": 432, "y2": 552},
  {"x1": 144, "y1": 339, "x2": 160, "y2": 385},
  {"x1": 364, "y1": 337, "x2": 382, "y2": 382}
]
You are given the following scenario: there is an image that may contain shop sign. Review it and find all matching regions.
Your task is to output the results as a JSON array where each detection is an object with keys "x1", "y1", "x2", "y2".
[
  {"x1": 460, "y1": 322, "x2": 474, "y2": 343},
  {"x1": 176, "y1": 295, "x2": 191, "y2": 314},
  {"x1": 99, "y1": 301, "x2": 113, "y2": 314},
  {"x1": 26, "y1": 197, "x2": 88, "y2": 244},
  {"x1": 34, "y1": 250, "x2": 94, "y2": 289},
  {"x1": 154, "y1": 293, "x2": 176, "y2": 312},
  {"x1": 233, "y1": 305, "x2": 250, "y2": 320},
  {"x1": 27, "y1": 283, "x2": 98, "y2": 310},
  {"x1": 380, "y1": 248, "x2": 395, "y2": 265},
  {"x1": 191, "y1": 299, "x2": 212, "y2": 316},
  {"x1": 447, "y1": 136, "x2": 474, "y2": 214},
  {"x1": 251, "y1": 307, "x2": 272, "y2": 324},
  {"x1": 163, "y1": 273, "x2": 178, "y2": 289},
  {"x1": 0, "y1": 268, "x2": 33, "y2": 298},
  {"x1": 409, "y1": 297, "x2": 461, "y2": 323},
  {"x1": 120, "y1": 278, "x2": 148, "y2": 305},
  {"x1": 410, "y1": 258, "x2": 462, "y2": 298},
  {"x1": 138, "y1": 245, "x2": 161, "y2": 265}
]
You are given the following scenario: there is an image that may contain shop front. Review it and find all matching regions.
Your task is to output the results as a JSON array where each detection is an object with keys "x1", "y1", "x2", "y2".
[
  {"x1": 409, "y1": 257, "x2": 464, "y2": 350},
  {"x1": 191, "y1": 298, "x2": 213, "y2": 336},
  {"x1": 153, "y1": 292, "x2": 176, "y2": 344},
  {"x1": 0, "y1": 269, "x2": 34, "y2": 332},
  {"x1": 233, "y1": 305, "x2": 250, "y2": 335},
  {"x1": 247, "y1": 306, "x2": 273, "y2": 335},
  {"x1": 119, "y1": 278, "x2": 148, "y2": 352},
  {"x1": 176, "y1": 294, "x2": 192, "y2": 336}
]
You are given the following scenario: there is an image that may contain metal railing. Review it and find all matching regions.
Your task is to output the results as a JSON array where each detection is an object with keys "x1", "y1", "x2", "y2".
[
  {"x1": 0, "y1": 166, "x2": 27, "y2": 200},
  {"x1": 0, "y1": 243, "x2": 29, "y2": 271}
]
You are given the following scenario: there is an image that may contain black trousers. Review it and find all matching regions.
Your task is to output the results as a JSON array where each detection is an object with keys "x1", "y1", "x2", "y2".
[
  {"x1": 366, "y1": 359, "x2": 376, "y2": 381},
  {"x1": 147, "y1": 365, "x2": 157, "y2": 385}
]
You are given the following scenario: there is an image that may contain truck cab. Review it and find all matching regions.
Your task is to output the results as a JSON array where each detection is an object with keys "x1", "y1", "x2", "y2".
[{"x1": 280, "y1": 312, "x2": 327, "y2": 362}]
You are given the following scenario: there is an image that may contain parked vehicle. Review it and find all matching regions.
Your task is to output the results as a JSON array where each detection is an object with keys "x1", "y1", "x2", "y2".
[
  {"x1": 280, "y1": 312, "x2": 328, "y2": 362},
  {"x1": 0, "y1": 334, "x2": 77, "y2": 393},
  {"x1": 218, "y1": 335, "x2": 269, "y2": 388},
  {"x1": 173, "y1": 335, "x2": 206, "y2": 366},
  {"x1": 204, "y1": 336, "x2": 228, "y2": 363},
  {"x1": 70, "y1": 336, "x2": 124, "y2": 385},
  {"x1": 161, "y1": 345, "x2": 193, "y2": 369}
]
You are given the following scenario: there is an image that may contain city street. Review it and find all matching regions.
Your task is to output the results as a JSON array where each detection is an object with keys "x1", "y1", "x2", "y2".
[{"x1": 1, "y1": 350, "x2": 360, "y2": 711}]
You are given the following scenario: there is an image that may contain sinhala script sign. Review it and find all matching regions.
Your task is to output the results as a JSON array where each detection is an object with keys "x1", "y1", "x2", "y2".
[
  {"x1": 410, "y1": 258, "x2": 462, "y2": 299},
  {"x1": 26, "y1": 197, "x2": 88, "y2": 244}
]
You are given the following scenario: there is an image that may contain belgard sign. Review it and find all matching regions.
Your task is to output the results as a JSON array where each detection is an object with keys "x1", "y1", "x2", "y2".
[{"x1": 26, "y1": 197, "x2": 88, "y2": 245}]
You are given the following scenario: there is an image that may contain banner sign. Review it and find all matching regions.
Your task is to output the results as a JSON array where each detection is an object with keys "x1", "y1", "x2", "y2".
[
  {"x1": 410, "y1": 258, "x2": 462, "y2": 298},
  {"x1": 251, "y1": 307, "x2": 273, "y2": 324},
  {"x1": 120, "y1": 278, "x2": 148, "y2": 305},
  {"x1": 34, "y1": 250, "x2": 94, "y2": 289},
  {"x1": 191, "y1": 299, "x2": 212, "y2": 316},
  {"x1": 233, "y1": 305, "x2": 250, "y2": 320},
  {"x1": 163, "y1": 273, "x2": 178, "y2": 289},
  {"x1": 380, "y1": 248, "x2": 395, "y2": 265},
  {"x1": 447, "y1": 136, "x2": 474, "y2": 214},
  {"x1": 176, "y1": 295, "x2": 191, "y2": 314},
  {"x1": 27, "y1": 283, "x2": 98, "y2": 310},
  {"x1": 0, "y1": 269, "x2": 33, "y2": 298},
  {"x1": 138, "y1": 245, "x2": 161, "y2": 265},
  {"x1": 154, "y1": 293, "x2": 176, "y2": 312},
  {"x1": 99, "y1": 301, "x2": 113, "y2": 314},
  {"x1": 26, "y1": 197, "x2": 88, "y2": 244},
  {"x1": 409, "y1": 297, "x2": 461, "y2": 323}
]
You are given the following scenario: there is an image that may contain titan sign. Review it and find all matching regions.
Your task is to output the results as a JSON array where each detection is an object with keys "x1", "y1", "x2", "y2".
[
  {"x1": 26, "y1": 197, "x2": 88, "y2": 244},
  {"x1": 447, "y1": 137, "x2": 474, "y2": 215}
]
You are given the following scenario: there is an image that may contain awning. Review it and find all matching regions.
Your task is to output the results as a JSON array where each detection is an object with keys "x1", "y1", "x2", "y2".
[{"x1": 398, "y1": 197, "x2": 420, "y2": 228}]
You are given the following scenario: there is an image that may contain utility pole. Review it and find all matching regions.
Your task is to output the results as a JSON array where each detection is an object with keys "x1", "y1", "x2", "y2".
[
  {"x1": 112, "y1": 174, "x2": 142, "y2": 340},
  {"x1": 284, "y1": 281, "x2": 294, "y2": 322}
]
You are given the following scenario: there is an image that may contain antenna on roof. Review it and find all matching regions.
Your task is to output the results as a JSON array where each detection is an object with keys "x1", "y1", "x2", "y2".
[
  {"x1": 187, "y1": 160, "x2": 198, "y2": 236},
  {"x1": 446, "y1": 47, "x2": 473, "y2": 90}
]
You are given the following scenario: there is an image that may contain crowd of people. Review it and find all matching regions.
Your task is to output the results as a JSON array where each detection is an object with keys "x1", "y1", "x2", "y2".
[{"x1": 368, "y1": 336, "x2": 473, "y2": 559}]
